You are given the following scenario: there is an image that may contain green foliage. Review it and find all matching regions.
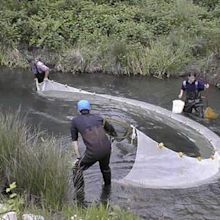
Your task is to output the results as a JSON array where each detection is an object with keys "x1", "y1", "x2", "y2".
[
  {"x1": 1, "y1": 0, "x2": 220, "y2": 76},
  {"x1": 193, "y1": 0, "x2": 220, "y2": 10},
  {"x1": 0, "y1": 182, "x2": 25, "y2": 215},
  {"x1": 142, "y1": 37, "x2": 192, "y2": 77},
  {"x1": 0, "y1": 10, "x2": 22, "y2": 48},
  {"x1": 0, "y1": 111, "x2": 70, "y2": 209},
  {"x1": 0, "y1": 111, "x2": 139, "y2": 219},
  {"x1": 0, "y1": 47, "x2": 27, "y2": 67},
  {"x1": 22, "y1": 204, "x2": 139, "y2": 219},
  {"x1": 63, "y1": 204, "x2": 139, "y2": 220}
]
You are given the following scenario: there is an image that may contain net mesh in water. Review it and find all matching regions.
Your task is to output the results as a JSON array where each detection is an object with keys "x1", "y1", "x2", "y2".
[
  {"x1": 117, "y1": 129, "x2": 219, "y2": 189},
  {"x1": 38, "y1": 80, "x2": 220, "y2": 189}
]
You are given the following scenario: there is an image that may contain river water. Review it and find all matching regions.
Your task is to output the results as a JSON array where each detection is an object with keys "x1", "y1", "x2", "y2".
[{"x1": 0, "y1": 67, "x2": 220, "y2": 219}]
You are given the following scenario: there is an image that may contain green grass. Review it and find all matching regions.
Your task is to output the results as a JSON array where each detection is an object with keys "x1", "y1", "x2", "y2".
[
  {"x1": 0, "y1": 111, "x2": 139, "y2": 219},
  {"x1": 23, "y1": 204, "x2": 140, "y2": 220},
  {"x1": 0, "y1": 110, "x2": 70, "y2": 209}
]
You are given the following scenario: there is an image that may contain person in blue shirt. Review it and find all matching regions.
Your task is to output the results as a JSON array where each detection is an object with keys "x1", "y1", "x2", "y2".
[{"x1": 178, "y1": 72, "x2": 209, "y2": 117}]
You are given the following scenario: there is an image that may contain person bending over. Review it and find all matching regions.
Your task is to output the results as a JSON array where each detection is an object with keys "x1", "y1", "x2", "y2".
[{"x1": 29, "y1": 58, "x2": 50, "y2": 83}]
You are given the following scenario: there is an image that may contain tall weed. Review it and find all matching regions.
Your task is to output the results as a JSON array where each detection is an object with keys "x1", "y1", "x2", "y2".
[{"x1": 0, "y1": 111, "x2": 70, "y2": 209}]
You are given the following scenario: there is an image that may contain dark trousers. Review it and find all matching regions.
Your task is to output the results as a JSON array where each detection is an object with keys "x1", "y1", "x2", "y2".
[
  {"x1": 183, "y1": 98, "x2": 204, "y2": 117},
  {"x1": 73, "y1": 153, "x2": 111, "y2": 202},
  {"x1": 35, "y1": 72, "x2": 45, "y2": 83}
]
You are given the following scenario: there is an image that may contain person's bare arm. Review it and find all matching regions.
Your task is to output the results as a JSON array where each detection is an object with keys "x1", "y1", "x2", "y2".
[
  {"x1": 71, "y1": 119, "x2": 81, "y2": 158},
  {"x1": 71, "y1": 141, "x2": 81, "y2": 158},
  {"x1": 44, "y1": 70, "x2": 49, "y2": 79},
  {"x1": 178, "y1": 89, "x2": 184, "y2": 99},
  {"x1": 35, "y1": 78, "x2": 40, "y2": 91}
]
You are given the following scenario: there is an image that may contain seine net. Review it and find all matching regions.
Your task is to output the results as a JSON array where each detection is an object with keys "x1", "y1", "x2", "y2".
[{"x1": 38, "y1": 80, "x2": 220, "y2": 188}]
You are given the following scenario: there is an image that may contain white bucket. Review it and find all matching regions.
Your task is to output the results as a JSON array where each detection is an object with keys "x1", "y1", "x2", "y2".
[{"x1": 172, "y1": 100, "x2": 185, "y2": 113}]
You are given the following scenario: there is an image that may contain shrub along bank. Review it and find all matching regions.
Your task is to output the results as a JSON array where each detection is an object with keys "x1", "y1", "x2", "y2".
[{"x1": 1, "y1": 0, "x2": 220, "y2": 84}]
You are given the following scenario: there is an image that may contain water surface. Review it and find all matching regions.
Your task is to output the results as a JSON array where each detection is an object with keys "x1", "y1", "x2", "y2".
[{"x1": 0, "y1": 67, "x2": 220, "y2": 219}]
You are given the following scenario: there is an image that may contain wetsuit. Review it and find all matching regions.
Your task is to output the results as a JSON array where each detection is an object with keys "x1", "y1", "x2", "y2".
[
  {"x1": 181, "y1": 80, "x2": 205, "y2": 115},
  {"x1": 71, "y1": 112, "x2": 116, "y2": 188}
]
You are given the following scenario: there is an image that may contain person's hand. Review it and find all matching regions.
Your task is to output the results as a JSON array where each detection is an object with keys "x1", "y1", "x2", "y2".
[
  {"x1": 75, "y1": 157, "x2": 81, "y2": 165},
  {"x1": 205, "y1": 83, "x2": 209, "y2": 89},
  {"x1": 178, "y1": 94, "x2": 182, "y2": 99},
  {"x1": 44, "y1": 77, "x2": 49, "y2": 81},
  {"x1": 72, "y1": 157, "x2": 81, "y2": 169},
  {"x1": 110, "y1": 137, "x2": 115, "y2": 143}
]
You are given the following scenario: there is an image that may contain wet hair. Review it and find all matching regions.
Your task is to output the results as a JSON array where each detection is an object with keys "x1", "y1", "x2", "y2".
[
  {"x1": 27, "y1": 57, "x2": 38, "y2": 64},
  {"x1": 80, "y1": 109, "x2": 90, "y2": 114},
  {"x1": 188, "y1": 72, "x2": 197, "y2": 77},
  {"x1": 187, "y1": 68, "x2": 200, "y2": 77}
]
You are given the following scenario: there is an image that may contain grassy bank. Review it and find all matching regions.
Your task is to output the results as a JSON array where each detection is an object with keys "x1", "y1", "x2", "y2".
[
  {"x1": 0, "y1": 110, "x2": 139, "y2": 219},
  {"x1": 1, "y1": 0, "x2": 220, "y2": 82},
  {"x1": 22, "y1": 204, "x2": 139, "y2": 219},
  {"x1": 0, "y1": 110, "x2": 70, "y2": 209}
]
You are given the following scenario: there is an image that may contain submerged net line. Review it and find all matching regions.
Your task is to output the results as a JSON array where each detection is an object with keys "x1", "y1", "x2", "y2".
[{"x1": 38, "y1": 80, "x2": 220, "y2": 188}]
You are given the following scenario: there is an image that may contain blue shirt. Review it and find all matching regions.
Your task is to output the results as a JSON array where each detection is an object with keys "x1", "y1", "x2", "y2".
[
  {"x1": 181, "y1": 80, "x2": 205, "y2": 92},
  {"x1": 181, "y1": 80, "x2": 205, "y2": 99}
]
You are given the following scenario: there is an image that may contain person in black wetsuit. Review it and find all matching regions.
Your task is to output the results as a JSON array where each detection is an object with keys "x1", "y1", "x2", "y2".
[{"x1": 70, "y1": 99, "x2": 117, "y2": 203}]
